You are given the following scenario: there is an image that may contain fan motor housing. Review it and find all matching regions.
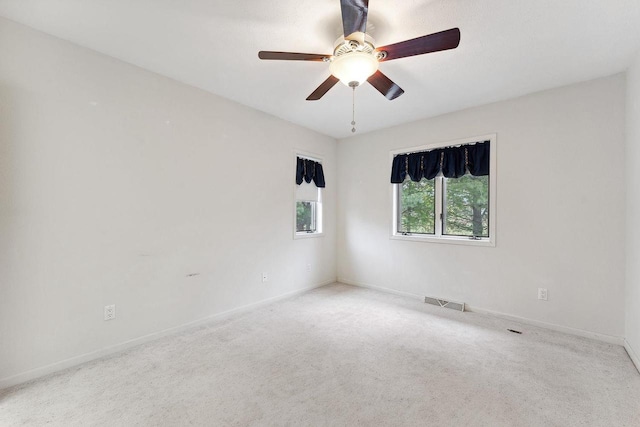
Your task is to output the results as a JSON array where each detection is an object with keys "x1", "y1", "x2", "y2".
[{"x1": 333, "y1": 32, "x2": 376, "y2": 57}]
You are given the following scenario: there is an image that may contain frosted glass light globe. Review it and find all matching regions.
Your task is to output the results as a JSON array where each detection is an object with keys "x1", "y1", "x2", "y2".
[{"x1": 330, "y1": 52, "x2": 379, "y2": 86}]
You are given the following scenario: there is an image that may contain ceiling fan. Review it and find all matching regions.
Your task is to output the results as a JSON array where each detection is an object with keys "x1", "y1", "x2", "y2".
[{"x1": 258, "y1": 0, "x2": 461, "y2": 102}]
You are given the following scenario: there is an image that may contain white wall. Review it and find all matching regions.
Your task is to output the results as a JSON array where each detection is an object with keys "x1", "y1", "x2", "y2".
[
  {"x1": 337, "y1": 75, "x2": 626, "y2": 340},
  {"x1": 626, "y1": 53, "x2": 640, "y2": 369},
  {"x1": 1, "y1": 14, "x2": 634, "y2": 388},
  {"x1": 0, "y1": 18, "x2": 337, "y2": 386}
]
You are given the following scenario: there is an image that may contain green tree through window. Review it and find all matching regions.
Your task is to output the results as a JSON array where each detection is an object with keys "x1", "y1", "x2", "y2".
[
  {"x1": 443, "y1": 175, "x2": 489, "y2": 237},
  {"x1": 296, "y1": 201, "x2": 316, "y2": 232},
  {"x1": 398, "y1": 180, "x2": 435, "y2": 234},
  {"x1": 397, "y1": 174, "x2": 489, "y2": 238}
]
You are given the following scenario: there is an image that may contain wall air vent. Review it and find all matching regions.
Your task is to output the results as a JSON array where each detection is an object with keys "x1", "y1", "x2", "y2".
[{"x1": 424, "y1": 296, "x2": 465, "y2": 312}]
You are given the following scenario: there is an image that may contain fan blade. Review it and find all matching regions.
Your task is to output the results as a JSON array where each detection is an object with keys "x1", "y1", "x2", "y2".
[
  {"x1": 376, "y1": 28, "x2": 460, "y2": 62},
  {"x1": 258, "y1": 51, "x2": 330, "y2": 61},
  {"x1": 367, "y1": 71, "x2": 404, "y2": 100},
  {"x1": 306, "y1": 75, "x2": 340, "y2": 101},
  {"x1": 340, "y1": 0, "x2": 369, "y2": 38}
]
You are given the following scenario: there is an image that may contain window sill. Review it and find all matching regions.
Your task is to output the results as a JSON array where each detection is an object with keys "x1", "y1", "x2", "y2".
[
  {"x1": 294, "y1": 232, "x2": 324, "y2": 240},
  {"x1": 390, "y1": 233, "x2": 495, "y2": 247}
]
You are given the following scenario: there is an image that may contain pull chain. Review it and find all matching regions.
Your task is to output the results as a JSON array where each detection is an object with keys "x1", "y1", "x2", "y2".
[{"x1": 350, "y1": 83, "x2": 357, "y2": 133}]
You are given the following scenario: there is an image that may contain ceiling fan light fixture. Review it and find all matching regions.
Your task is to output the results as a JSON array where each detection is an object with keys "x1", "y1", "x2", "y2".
[
  {"x1": 258, "y1": 1, "x2": 461, "y2": 104},
  {"x1": 329, "y1": 51, "x2": 379, "y2": 86}
]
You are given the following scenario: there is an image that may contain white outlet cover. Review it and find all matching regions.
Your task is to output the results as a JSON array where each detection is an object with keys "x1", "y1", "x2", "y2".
[
  {"x1": 538, "y1": 288, "x2": 548, "y2": 301},
  {"x1": 104, "y1": 304, "x2": 116, "y2": 320}
]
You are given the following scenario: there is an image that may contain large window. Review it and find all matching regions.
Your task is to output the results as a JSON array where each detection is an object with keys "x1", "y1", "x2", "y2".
[
  {"x1": 295, "y1": 154, "x2": 324, "y2": 238},
  {"x1": 392, "y1": 135, "x2": 496, "y2": 246}
]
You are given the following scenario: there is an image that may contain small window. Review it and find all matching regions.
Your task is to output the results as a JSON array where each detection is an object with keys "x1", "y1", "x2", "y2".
[
  {"x1": 294, "y1": 154, "x2": 323, "y2": 238},
  {"x1": 296, "y1": 201, "x2": 317, "y2": 233},
  {"x1": 391, "y1": 135, "x2": 496, "y2": 246}
]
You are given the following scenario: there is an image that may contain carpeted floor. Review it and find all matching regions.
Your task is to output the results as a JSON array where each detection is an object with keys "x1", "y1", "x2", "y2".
[{"x1": 1, "y1": 283, "x2": 639, "y2": 426}]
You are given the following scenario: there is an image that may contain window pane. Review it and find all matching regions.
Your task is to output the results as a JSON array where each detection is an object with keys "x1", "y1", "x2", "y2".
[
  {"x1": 443, "y1": 175, "x2": 489, "y2": 237},
  {"x1": 296, "y1": 201, "x2": 316, "y2": 232},
  {"x1": 398, "y1": 179, "x2": 435, "y2": 234}
]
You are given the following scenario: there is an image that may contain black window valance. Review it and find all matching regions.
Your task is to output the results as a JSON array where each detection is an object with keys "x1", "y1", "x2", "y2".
[
  {"x1": 296, "y1": 157, "x2": 325, "y2": 188},
  {"x1": 390, "y1": 141, "x2": 490, "y2": 183}
]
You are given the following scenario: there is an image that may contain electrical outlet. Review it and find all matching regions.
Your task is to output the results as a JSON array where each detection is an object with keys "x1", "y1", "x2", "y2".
[
  {"x1": 104, "y1": 304, "x2": 116, "y2": 321},
  {"x1": 262, "y1": 272, "x2": 268, "y2": 283},
  {"x1": 538, "y1": 288, "x2": 548, "y2": 301},
  {"x1": 306, "y1": 263, "x2": 311, "y2": 272}
]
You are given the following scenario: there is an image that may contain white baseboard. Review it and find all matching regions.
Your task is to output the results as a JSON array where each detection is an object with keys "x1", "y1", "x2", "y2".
[
  {"x1": 466, "y1": 305, "x2": 624, "y2": 346},
  {"x1": 338, "y1": 278, "x2": 425, "y2": 301},
  {"x1": 0, "y1": 280, "x2": 334, "y2": 391},
  {"x1": 338, "y1": 278, "x2": 625, "y2": 346},
  {"x1": 625, "y1": 340, "x2": 640, "y2": 374}
]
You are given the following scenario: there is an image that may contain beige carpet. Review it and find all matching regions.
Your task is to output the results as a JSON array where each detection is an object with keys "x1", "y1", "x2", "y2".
[{"x1": 1, "y1": 283, "x2": 639, "y2": 426}]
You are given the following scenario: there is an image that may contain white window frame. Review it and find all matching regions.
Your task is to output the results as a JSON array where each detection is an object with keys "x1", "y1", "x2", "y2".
[
  {"x1": 390, "y1": 133, "x2": 497, "y2": 247},
  {"x1": 294, "y1": 151, "x2": 324, "y2": 239}
]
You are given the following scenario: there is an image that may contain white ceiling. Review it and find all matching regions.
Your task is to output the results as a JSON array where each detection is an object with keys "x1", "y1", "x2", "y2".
[{"x1": 1, "y1": 0, "x2": 639, "y2": 139}]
